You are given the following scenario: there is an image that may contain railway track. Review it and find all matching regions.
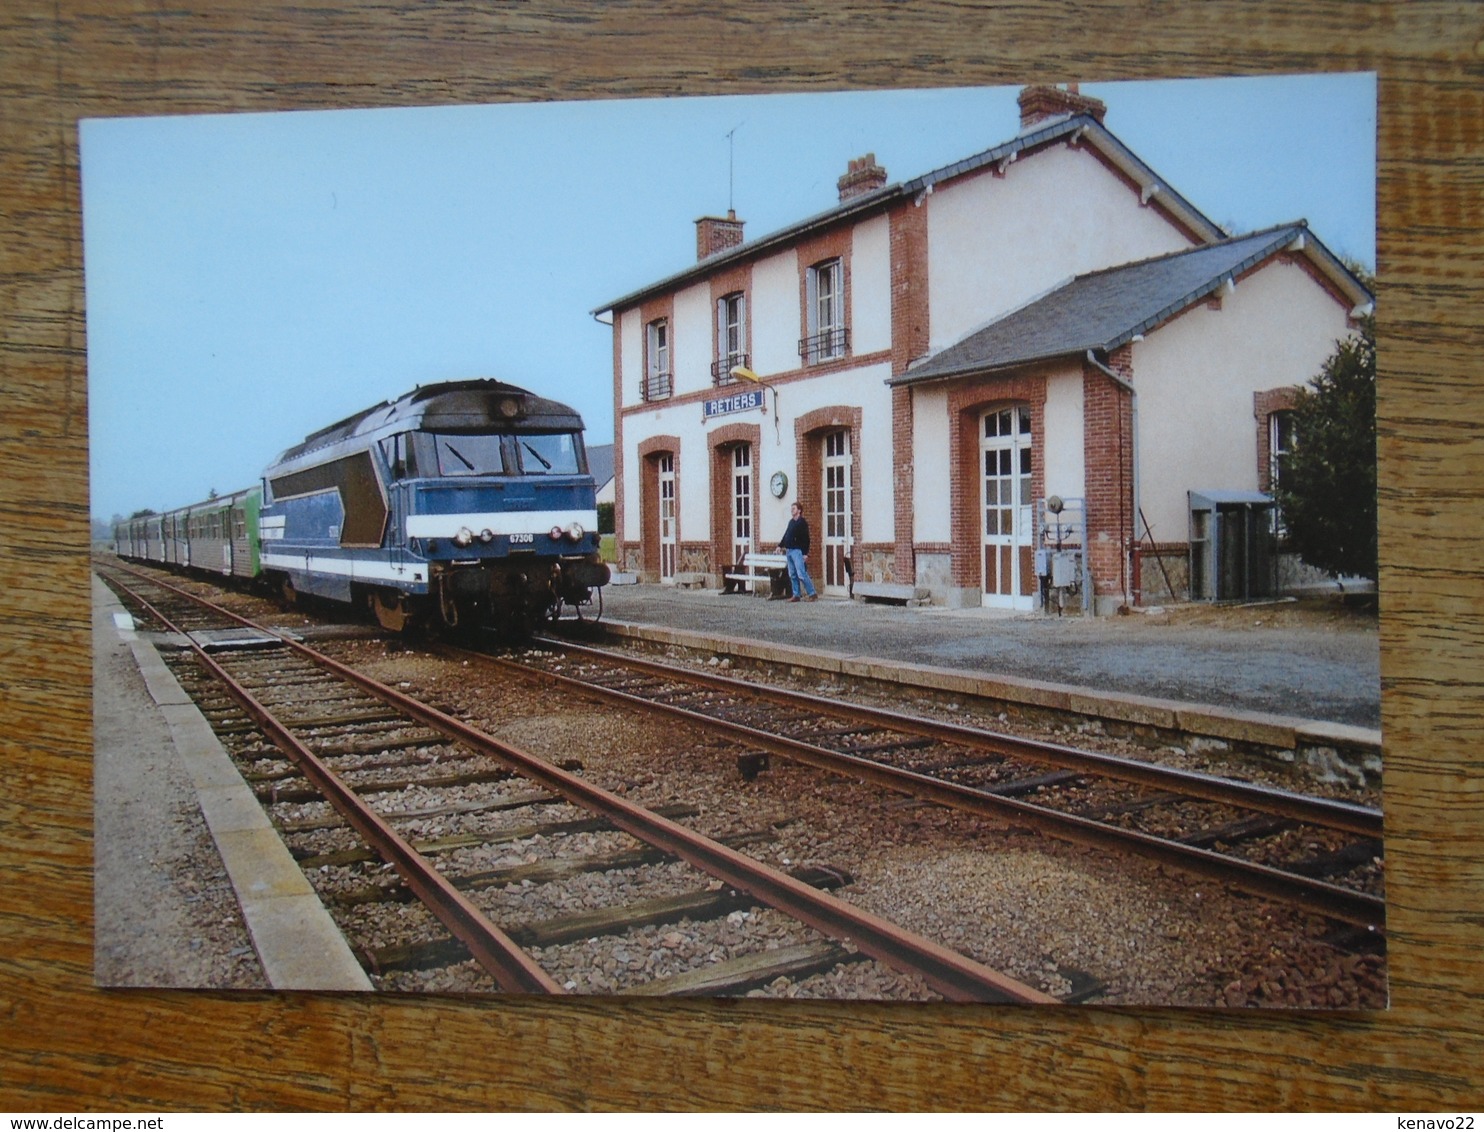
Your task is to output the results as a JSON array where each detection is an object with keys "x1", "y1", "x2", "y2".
[
  {"x1": 502, "y1": 635, "x2": 1385, "y2": 933},
  {"x1": 96, "y1": 562, "x2": 1059, "y2": 1002}
]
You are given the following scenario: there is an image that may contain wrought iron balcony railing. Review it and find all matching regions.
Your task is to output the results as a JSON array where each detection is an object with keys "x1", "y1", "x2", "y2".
[
  {"x1": 711, "y1": 352, "x2": 751, "y2": 384},
  {"x1": 643, "y1": 371, "x2": 673, "y2": 401},
  {"x1": 798, "y1": 327, "x2": 849, "y2": 364}
]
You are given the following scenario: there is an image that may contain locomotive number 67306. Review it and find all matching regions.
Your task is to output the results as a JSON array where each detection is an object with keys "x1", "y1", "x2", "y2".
[{"x1": 116, "y1": 379, "x2": 609, "y2": 640}]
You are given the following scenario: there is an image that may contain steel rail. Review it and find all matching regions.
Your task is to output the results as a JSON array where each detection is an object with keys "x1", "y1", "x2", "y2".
[
  {"x1": 541, "y1": 638, "x2": 1383, "y2": 839},
  {"x1": 498, "y1": 645, "x2": 1386, "y2": 930},
  {"x1": 105, "y1": 571, "x2": 564, "y2": 994},
  {"x1": 107, "y1": 565, "x2": 1056, "y2": 1003}
]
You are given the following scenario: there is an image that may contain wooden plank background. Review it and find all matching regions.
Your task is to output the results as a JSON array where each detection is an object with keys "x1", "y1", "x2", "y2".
[{"x1": 3, "y1": 0, "x2": 1480, "y2": 1111}]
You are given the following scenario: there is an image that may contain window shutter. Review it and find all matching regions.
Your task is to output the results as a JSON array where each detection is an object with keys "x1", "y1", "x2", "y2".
[{"x1": 805, "y1": 268, "x2": 819, "y2": 362}]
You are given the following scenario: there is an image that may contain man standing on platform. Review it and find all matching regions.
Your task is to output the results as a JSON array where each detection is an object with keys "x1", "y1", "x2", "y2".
[{"x1": 778, "y1": 502, "x2": 817, "y2": 603}]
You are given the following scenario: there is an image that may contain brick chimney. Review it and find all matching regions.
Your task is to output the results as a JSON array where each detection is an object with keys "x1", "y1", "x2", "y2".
[
  {"x1": 1017, "y1": 83, "x2": 1107, "y2": 130},
  {"x1": 837, "y1": 153, "x2": 888, "y2": 202},
  {"x1": 695, "y1": 210, "x2": 745, "y2": 260}
]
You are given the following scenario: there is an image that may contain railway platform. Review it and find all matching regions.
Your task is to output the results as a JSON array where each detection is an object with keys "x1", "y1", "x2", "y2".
[
  {"x1": 93, "y1": 574, "x2": 372, "y2": 991},
  {"x1": 593, "y1": 580, "x2": 1382, "y2": 735}
]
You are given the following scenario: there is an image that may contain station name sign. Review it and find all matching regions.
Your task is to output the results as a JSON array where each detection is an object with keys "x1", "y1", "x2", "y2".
[{"x1": 703, "y1": 387, "x2": 765, "y2": 419}]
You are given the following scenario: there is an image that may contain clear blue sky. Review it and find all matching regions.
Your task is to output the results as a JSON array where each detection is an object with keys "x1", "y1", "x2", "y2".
[{"x1": 82, "y1": 73, "x2": 1375, "y2": 523}]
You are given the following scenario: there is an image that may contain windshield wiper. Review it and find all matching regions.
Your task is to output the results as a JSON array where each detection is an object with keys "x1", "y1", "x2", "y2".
[
  {"x1": 443, "y1": 442, "x2": 475, "y2": 471},
  {"x1": 522, "y1": 441, "x2": 553, "y2": 471}
]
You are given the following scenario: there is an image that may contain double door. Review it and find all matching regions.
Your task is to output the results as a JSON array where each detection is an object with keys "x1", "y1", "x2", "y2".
[
  {"x1": 821, "y1": 430, "x2": 851, "y2": 594},
  {"x1": 982, "y1": 406, "x2": 1035, "y2": 609}
]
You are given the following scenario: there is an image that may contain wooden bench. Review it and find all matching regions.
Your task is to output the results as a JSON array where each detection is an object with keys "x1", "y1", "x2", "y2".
[{"x1": 723, "y1": 551, "x2": 790, "y2": 598}]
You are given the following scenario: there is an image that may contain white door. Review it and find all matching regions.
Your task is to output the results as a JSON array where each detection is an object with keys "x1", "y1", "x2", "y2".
[
  {"x1": 822, "y1": 430, "x2": 852, "y2": 594},
  {"x1": 658, "y1": 453, "x2": 677, "y2": 581},
  {"x1": 731, "y1": 444, "x2": 753, "y2": 565},
  {"x1": 982, "y1": 406, "x2": 1034, "y2": 610}
]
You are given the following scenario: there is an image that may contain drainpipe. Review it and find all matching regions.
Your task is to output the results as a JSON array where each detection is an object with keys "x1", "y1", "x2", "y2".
[{"x1": 1086, "y1": 349, "x2": 1139, "y2": 608}]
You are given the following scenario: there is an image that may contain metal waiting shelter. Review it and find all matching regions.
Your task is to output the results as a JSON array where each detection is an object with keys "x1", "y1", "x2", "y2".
[{"x1": 1187, "y1": 490, "x2": 1278, "y2": 602}]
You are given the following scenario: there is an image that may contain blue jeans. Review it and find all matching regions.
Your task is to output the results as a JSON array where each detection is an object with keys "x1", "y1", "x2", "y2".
[{"x1": 784, "y1": 548, "x2": 816, "y2": 597}]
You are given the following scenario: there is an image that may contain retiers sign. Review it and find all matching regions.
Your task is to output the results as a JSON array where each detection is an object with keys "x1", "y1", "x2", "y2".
[{"x1": 703, "y1": 387, "x2": 765, "y2": 419}]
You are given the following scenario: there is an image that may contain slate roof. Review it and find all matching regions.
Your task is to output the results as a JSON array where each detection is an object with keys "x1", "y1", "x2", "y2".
[
  {"x1": 889, "y1": 223, "x2": 1369, "y2": 387},
  {"x1": 593, "y1": 113, "x2": 1224, "y2": 317},
  {"x1": 585, "y1": 442, "x2": 615, "y2": 489}
]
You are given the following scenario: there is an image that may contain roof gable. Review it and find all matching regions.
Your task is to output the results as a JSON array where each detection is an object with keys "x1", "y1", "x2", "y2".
[{"x1": 890, "y1": 224, "x2": 1373, "y2": 387}]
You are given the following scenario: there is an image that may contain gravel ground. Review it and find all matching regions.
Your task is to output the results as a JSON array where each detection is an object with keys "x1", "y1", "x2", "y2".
[
  {"x1": 93, "y1": 567, "x2": 1385, "y2": 1006},
  {"x1": 315, "y1": 638, "x2": 1386, "y2": 1007},
  {"x1": 597, "y1": 584, "x2": 1382, "y2": 729}
]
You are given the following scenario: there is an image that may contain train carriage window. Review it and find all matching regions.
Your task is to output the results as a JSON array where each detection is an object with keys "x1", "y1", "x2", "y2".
[{"x1": 516, "y1": 432, "x2": 582, "y2": 476}]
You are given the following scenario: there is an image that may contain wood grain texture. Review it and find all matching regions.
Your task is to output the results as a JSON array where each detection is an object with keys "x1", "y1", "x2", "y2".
[{"x1": 3, "y1": 0, "x2": 1480, "y2": 1111}]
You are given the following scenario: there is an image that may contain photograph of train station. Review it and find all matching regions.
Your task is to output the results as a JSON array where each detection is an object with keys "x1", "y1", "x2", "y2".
[{"x1": 88, "y1": 76, "x2": 1383, "y2": 1007}]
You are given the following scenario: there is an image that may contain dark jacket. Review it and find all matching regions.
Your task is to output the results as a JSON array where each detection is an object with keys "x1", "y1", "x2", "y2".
[{"x1": 779, "y1": 516, "x2": 810, "y2": 555}]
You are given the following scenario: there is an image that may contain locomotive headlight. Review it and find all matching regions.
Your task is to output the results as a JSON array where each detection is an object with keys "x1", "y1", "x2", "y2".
[
  {"x1": 453, "y1": 527, "x2": 474, "y2": 548},
  {"x1": 566, "y1": 522, "x2": 585, "y2": 541},
  {"x1": 549, "y1": 525, "x2": 564, "y2": 540},
  {"x1": 480, "y1": 528, "x2": 495, "y2": 543}
]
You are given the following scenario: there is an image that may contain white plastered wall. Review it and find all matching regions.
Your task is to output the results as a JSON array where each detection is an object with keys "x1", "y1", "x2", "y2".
[
  {"x1": 671, "y1": 280, "x2": 714, "y2": 398},
  {"x1": 910, "y1": 385, "x2": 951, "y2": 543},
  {"x1": 618, "y1": 308, "x2": 642, "y2": 412},
  {"x1": 1132, "y1": 257, "x2": 1356, "y2": 544},
  {"x1": 927, "y1": 144, "x2": 1193, "y2": 351},
  {"x1": 1042, "y1": 363, "x2": 1086, "y2": 504},
  {"x1": 851, "y1": 213, "x2": 892, "y2": 355},
  {"x1": 750, "y1": 249, "x2": 800, "y2": 377}
]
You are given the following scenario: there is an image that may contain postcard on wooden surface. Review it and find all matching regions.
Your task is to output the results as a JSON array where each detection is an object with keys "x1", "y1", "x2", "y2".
[{"x1": 83, "y1": 74, "x2": 1383, "y2": 1007}]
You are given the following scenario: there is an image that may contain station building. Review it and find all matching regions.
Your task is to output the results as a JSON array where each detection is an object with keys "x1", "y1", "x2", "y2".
[{"x1": 594, "y1": 84, "x2": 1373, "y2": 613}]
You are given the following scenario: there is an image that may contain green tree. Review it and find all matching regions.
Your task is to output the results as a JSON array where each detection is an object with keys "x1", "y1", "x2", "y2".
[{"x1": 1277, "y1": 314, "x2": 1377, "y2": 581}]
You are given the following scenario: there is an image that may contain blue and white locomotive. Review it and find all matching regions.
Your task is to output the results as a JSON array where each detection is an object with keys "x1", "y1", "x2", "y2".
[{"x1": 258, "y1": 379, "x2": 609, "y2": 636}]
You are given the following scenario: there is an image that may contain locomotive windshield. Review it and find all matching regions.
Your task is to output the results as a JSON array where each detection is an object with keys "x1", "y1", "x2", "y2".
[
  {"x1": 431, "y1": 433, "x2": 506, "y2": 477},
  {"x1": 410, "y1": 429, "x2": 585, "y2": 478},
  {"x1": 515, "y1": 432, "x2": 582, "y2": 476}
]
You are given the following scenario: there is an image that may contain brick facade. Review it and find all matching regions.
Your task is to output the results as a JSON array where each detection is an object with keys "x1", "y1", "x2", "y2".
[
  {"x1": 947, "y1": 374, "x2": 1048, "y2": 593},
  {"x1": 638, "y1": 294, "x2": 676, "y2": 404},
  {"x1": 794, "y1": 228, "x2": 853, "y2": 375},
  {"x1": 611, "y1": 315, "x2": 627, "y2": 571},
  {"x1": 696, "y1": 212, "x2": 745, "y2": 260},
  {"x1": 1082, "y1": 346, "x2": 1135, "y2": 608},
  {"x1": 635, "y1": 434, "x2": 680, "y2": 582},
  {"x1": 1254, "y1": 386, "x2": 1301, "y2": 492},
  {"x1": 1018, "y1": 83, "x2": 1107, "y2": 129},
  {"x1": 792, "y1": 404, "x2": 864, "y2": 588},
  {"x1": 889, "y1": 200, "x2": 929, "y2": 583},
  {"x1": 603, "y1": 87, "x2": 1366, "y2": 612},
  {"x1": 708, "y1": 420, "x2": 763, "y2": 574},
  {"x1": 837, "y1": 153, "x2": 888, "y2": 201}
]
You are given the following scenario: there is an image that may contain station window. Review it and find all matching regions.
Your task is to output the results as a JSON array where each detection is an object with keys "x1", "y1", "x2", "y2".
[
  {"x1": 645, "y1": 319, "x2": 672, "y2": 401},
  {"x1": 714, "y1": 292, "x2": 748, "y2": 384},
  {"x1": 802, "y1": 259, "x2": 847, "y2": 364}
]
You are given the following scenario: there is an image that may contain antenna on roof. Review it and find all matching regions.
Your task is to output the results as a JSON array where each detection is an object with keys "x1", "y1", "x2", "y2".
[{"x1": 726, "y1": 121, "x2": 745, "y2": 213}]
